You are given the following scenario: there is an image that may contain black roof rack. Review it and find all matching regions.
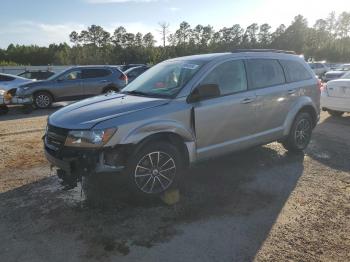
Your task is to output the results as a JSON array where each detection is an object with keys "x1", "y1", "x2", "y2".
[{"x1": 232, "y1": 49, "x2": 296, "y2": 54}]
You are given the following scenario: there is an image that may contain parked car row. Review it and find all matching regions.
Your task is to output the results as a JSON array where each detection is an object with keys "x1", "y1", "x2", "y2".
[
  {"x1": 0, "y1": 64, "x2": 149, "y2": 114},
  {"x1": 308, "y1": 61, "x2": 350, "y2": 82}
]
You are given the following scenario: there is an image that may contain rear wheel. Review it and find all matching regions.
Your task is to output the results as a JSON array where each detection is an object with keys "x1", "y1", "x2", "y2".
[
  {"x1": 328, "y1": 110, "x2": 344, "y2": 117},
  {"x1": 282, "y1": 112, "x2": 313, "y2": 153},
  {"x1": 125, "y1": 142, "x2": 183, "y2": 196},
  {"x1": 34, "y1": 91, "x2": 53, "y2": 109}
]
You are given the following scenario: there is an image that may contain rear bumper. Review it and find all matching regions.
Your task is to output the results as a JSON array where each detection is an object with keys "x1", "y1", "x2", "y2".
[{"x1": 321, "y1": 95, "x2": 350, "y2": 112}]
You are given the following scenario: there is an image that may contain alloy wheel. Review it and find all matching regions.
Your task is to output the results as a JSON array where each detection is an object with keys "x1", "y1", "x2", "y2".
[
  {"x1": 134, "y1": 151, "x2": 176, "y2": 194},
  {"x1": 294, "y1": 118, "x2": 311, "y2": 147},
  {"x1": 35, "y1": 94, "x2": 50, "y2": 108}
]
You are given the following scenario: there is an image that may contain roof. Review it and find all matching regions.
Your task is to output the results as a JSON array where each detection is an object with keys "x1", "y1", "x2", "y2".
[{"x1": 167, "y1": 50, "x2": 299, "y2": 63}]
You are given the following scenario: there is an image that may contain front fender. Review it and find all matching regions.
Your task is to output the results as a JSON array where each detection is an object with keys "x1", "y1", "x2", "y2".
[
  {"x1": 283, "y1": 96, "x2": 319, "y2": 136},
  {"x1": 119, "y1": 120, "x2": 195, "y2": 145}
]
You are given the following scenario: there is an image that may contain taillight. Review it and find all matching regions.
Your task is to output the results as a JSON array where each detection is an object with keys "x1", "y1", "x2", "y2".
[
  {"x1": 119, "y1": 74, "x2": 127, "y2": 81},
  {"x1": 317, "y1": 79, "x2": 323, "y2": 92}
]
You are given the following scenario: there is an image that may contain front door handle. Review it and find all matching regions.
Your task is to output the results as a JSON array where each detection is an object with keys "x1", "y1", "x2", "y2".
[
  {"x1": 240, "y1": 97, "x2": 255, "y2": 104},
  {"x1": 287, "y1": 89, "x2": 296, "y2": 95},
  {"x1": 99, "y1": 80, "x2": 108, "y2": 83}
]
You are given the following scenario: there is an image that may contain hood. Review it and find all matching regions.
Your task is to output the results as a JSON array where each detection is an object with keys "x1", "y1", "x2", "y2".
[
  {"x1": 18, "y1": 80, "x2": 47, "y2": 88},
  {"x1": 49, "y1": 93, "x2": 169, "y2": 130},
  {"x1": 0, "y1": 79, "x2": 33, "y2": 91}
]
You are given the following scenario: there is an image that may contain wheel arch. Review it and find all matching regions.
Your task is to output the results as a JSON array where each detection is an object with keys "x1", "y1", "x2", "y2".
[
  {"x1": 132, "y1": 132, "x2": 191, "y2": 168},
  {"x1": 283, "y1": 98, "x2": 319, "y2": 136}
]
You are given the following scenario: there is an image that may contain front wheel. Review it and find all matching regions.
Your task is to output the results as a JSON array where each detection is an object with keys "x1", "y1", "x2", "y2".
[
  {"x1": 282, "y1": 112, "x2": 313, "y2": 153},
  {"x1": 125, "y1": 142, "x2": 183, "y2": 196},
  {"x1": 34, "y1": 92, "x2": 53, "y2": 109}
]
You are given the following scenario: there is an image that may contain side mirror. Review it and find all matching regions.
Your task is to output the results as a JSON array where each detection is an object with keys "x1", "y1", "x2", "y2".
[{"x1": 188, "y1": 84, "x2": 220, "y2": 103}]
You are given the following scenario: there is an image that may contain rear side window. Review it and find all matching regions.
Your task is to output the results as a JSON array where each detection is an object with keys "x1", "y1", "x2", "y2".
[
  {"x1": 246, "y1": 59, "x2": 285, "y2": 89},
  {"x1": 280, "y1": 60, "x2": 312, "y2": 82},
  {"x1": 0, "y1": 75, "x2": 15, "y2": 81},
  {"x1": 201, "y1": 60, "x2": 247, "y2": 95},
  {"x1": 82, "y1": 69, "x2": 111, "y2": 79}
]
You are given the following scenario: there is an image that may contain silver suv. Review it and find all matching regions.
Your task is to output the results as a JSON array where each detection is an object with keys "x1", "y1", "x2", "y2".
[
  {"x1": 44, "y1": 50, "x2": 320, "y2": 196},
  {"x1": 16, "y1": 66, "x2": 127, "y2": 108}
]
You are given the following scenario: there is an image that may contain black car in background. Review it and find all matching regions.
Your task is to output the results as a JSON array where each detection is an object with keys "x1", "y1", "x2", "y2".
[
  {"x1": 18, "y1": 70, "x2": 55, "y2": 80},
  {"x1": 124, "y1": 66, "x2": 150, "y2": 83}
]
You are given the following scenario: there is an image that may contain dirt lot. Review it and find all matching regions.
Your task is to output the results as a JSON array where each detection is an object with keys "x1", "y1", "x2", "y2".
[{"x1": 0, "y1": 106, "x2": 349, "y2": 262}]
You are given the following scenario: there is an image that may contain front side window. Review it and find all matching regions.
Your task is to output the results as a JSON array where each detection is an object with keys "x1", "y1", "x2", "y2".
[
  {"x1": 200, "y1": 60, "x2": 247, "y2": 95},
  {"x1": 122, "y1": 60, "x2": 204, "y2": 98},
  {"x1": 61, "y1": 70, "x2": 81, "y2": 81},
  {"x1": 82, "y1": 69, "x2": 111, "y2": 79},
  {"x1": 246, "y1": 59, "x2": 285, "y2": 89},
  {"x1": 280, "y1": 60, "x2": 312, "y2": 82}
]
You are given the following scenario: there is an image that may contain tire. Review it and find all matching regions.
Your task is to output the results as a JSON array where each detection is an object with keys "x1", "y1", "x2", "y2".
[
  {"x1": 0, "y1": 105, "x2": 9, "y2": 115},
  {"x1": 282, "y1": 112, "x2": 313, "y2": 153},
  {"x1": 124, "y1": 141, "x2": 183, "y2": 196},
  {"x1": 328, "y1": 110, "x2": 344, "y2": 117},
  {"x1": 34, "y1": 91, "x2": 53, "y2": 109}
]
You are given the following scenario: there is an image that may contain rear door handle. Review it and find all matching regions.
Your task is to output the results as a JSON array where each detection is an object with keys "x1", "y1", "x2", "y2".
[
  {"x1": 287, "y1": 89, "x2": 296, "y2": 94},
  {"x1": 99, "y1": 80, "x2": 108, "y2": 83},
  {"x1": 240, "y1": 97, "x2": 255, "y2": 104}
]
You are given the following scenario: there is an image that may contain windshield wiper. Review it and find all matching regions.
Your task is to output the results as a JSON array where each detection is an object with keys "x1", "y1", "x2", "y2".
[
  {"x1": 122, "y1": 90, "x2": 150, "y2": 97},
  {"x1": 122, "y1": 90, "x2": 170, "y2": 98}
]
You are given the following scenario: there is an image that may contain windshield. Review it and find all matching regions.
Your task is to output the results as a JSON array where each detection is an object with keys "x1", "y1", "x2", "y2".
[
  {"x1": 47, "y1": 69, "x2": 70, "y2": 81},
  {"x1": 122, "y1": 60, "x2": 204, "y2": 98}
]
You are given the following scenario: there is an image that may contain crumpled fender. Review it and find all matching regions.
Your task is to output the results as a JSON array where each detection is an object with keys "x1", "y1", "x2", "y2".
[{"x1": 119, "y1": 119, "x2": 195, "y2": 145}]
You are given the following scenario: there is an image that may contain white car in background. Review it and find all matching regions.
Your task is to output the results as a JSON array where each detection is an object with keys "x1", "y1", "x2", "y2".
[
  {"x1": 308, "y1": 62, "x2": 329, "y2": 77},
  {"x1": 321, "y1": 71, "x2": 350, "y2": 116}
]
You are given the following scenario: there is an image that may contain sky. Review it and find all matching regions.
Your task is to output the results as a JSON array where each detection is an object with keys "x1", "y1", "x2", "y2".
[{"x1": 0, "y1": 0, "x2": 349, "y2": 48}]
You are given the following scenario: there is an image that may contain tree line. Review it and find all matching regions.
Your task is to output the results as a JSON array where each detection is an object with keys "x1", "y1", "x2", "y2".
[{"x1": 1, "y1": 12, "x2": 350, "y2": 66}]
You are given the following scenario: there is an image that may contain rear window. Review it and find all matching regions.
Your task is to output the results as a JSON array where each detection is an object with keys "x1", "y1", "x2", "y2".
[
  {"x1": 82, "y1": 69, "x2": 111, "y2": 79},
  {"x1": 0, "y1": 75, "x2": 15, "y2": 81},
  {"x1": 246, "y1": 59, "x2": 285, "y2": 89},
  {"x1": 280, "y1": 60, "x2": 312, "y2": 82}
]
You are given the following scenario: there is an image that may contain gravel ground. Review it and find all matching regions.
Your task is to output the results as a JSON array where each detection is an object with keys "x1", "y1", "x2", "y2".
[{"x1": 0, "y1": 108, "x2": 349, "y2": 262}]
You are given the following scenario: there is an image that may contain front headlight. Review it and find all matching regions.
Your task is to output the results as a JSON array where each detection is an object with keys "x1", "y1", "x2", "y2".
[
  {"x1": 64, "y1": 128, "x2": 117, "y2": 148},
  {"x1": 0, "y1": 89, "x2": 6, "y2": 96}
]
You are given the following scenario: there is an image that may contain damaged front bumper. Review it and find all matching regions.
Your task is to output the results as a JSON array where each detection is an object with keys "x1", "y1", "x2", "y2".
[
  {"x1": 44, "y1": 136, "x2": 126, "y2": 177},
  {"x1": 0, "y1": 93, "x2": 32, "y2": 106}
]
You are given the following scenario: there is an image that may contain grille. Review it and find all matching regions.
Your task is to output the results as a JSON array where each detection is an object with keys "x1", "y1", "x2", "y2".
[{"x1": 45, "y1": 124, "x2": 69, "y2": 151}]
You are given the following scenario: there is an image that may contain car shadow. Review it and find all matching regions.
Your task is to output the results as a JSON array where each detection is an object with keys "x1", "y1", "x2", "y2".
[
  {"x1": 306, "y1": 113, "x2": 350, "y2": 172},
  {"x1": 0, "y1": 144, "x2": 305, "y2": 261}
]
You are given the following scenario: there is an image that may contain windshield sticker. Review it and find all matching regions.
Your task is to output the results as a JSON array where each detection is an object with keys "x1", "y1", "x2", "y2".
[{"x1": 182, "y1": 64, "x2": 199, "y2": 70}]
